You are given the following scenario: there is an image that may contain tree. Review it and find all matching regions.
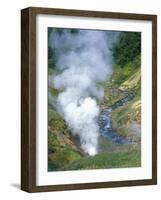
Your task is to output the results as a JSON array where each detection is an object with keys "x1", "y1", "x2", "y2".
[{"x1": 112, "y1": 32, "x2": 141, "y2": 68}]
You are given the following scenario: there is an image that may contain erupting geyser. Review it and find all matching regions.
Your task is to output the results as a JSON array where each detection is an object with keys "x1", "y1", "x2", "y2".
[{"x1": 50, "y1": 29, "x2": 114, "y2": 155}]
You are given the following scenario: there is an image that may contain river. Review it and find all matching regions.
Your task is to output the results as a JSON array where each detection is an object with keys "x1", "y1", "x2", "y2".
[{"x1": 98, "y1": 91, "x2": 134, "y2": 145}]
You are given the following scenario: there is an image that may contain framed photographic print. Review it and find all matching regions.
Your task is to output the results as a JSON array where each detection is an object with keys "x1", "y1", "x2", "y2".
[{"x1": 21, "y1": 7, "x2": 157, "y2": 192}]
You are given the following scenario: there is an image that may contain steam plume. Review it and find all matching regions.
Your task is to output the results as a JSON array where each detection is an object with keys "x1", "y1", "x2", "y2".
[{"x1": 49, "y1": 29, "x2": 115, "y2": 155}]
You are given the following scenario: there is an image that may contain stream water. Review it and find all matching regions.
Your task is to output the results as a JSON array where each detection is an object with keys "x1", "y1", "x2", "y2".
[{"x1": 98, "y1": 92, "x2": 134, "y2": 144}]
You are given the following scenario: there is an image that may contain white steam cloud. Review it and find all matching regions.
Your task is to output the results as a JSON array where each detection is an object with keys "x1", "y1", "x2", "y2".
[{"x1": 49, "y1": 29, "x2": 115, "y2": 156}]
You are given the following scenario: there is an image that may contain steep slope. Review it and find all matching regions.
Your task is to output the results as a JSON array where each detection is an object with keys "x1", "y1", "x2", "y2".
[
  {"x1": 48, "y1": 69, "x2": 83, "y2": 171},
  {"x1": 109, "y1": 56, "x2": 141, "y2": 142}
]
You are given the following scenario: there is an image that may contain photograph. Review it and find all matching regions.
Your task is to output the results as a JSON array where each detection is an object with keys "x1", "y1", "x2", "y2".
[
  {"x1": 48, "y1": 28, "x2": 141, "y2": 172},
  {"x1": 21, "y1": 7, "x2": 157, "y2": 192}
]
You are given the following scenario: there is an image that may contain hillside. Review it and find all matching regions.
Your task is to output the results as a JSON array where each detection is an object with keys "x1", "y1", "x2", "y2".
[
  {"x1": 110, "y1": 56, "x2": 141, "y2": 142},
  {"x1": 48, "y1": 69, "x2": 83, "y2": 171}
]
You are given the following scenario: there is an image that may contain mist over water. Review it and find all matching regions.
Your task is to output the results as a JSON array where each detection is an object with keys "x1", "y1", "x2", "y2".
[{"x1": 49, "y1": 29, "x2": 117, "y2": 155}]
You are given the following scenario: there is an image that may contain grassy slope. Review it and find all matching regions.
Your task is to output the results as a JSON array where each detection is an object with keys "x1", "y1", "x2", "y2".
[
  {"x1": 48, "y1": 103, "x2": 83, "y2": 170},
  {"x1": 62, "y1": 145, "x2": 141, "y2": 170},
  {"x1": 48, "y1": 68, "x2": 82, "y2": 171},
  {"x1": 109, "y1": 55, "x2": 141, "y2": 141},
  {"x1": 103, "y1": 55, "x2": 140, "y2": 107}
]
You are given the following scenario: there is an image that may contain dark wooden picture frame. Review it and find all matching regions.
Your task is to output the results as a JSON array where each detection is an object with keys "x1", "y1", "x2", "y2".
[{"x1": 21, "y1": 7, "x2": 157, "y2": 193}]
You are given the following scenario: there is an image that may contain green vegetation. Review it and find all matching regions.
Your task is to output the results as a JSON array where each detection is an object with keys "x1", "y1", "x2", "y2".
[
  {"x1": 102, "y1": 54, "x2": 140, "y2": 107},
  {"x1": 111, "y1": 96, "x2": 141, "y2": 142},
  {"x1": 49, "y1": 146, "x2": 81, "y2": 171},
  {"x1": 62, "y1": 145, "x2": 141, "y2": 170},
  {"x1": 49, "y1": 87, "x2": 59, "y2": 97},
  {"x1": 48, "y1": 97, "x2": 82, "y2": 171},
  {"x1": 112, "y1": 32, "x2": 141, "y2": 68},
  {"x1": 112, "y1": 55, "x2": 141, "y2": 86}
]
